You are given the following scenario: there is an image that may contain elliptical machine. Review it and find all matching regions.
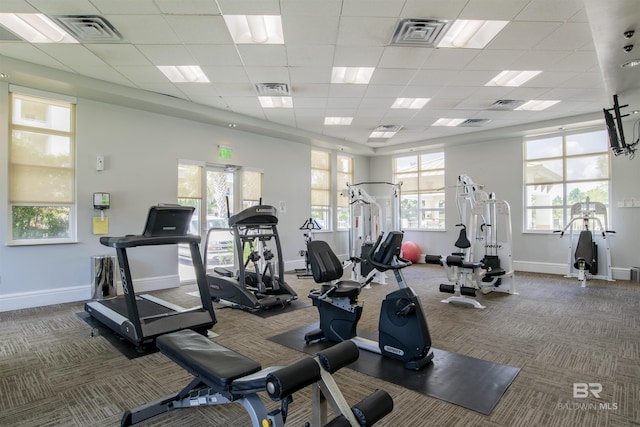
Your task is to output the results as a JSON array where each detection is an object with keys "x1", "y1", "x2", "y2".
[
  {"x1": 207, "y1": 205, "x2": 298, "y2": 311},
  {"x1": 304, "y1": 231, "x2": 434, "y2": 371}
]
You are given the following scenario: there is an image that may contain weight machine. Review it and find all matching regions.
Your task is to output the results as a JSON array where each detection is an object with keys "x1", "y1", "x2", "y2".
[
  {"x1": 555, "y1": 198, "x2": 615, "y2": 287},
  {"x1": 426, "y1": 175, "x2": 516, "y2": 309},
  {"x1": 345, "y1": 182, "x2": 402, "y2": 285}
]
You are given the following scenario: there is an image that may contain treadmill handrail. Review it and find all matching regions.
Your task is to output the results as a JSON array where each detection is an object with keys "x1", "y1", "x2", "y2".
[{"x1": 100, "y1": 234, "x2": 201, "y2": 248}]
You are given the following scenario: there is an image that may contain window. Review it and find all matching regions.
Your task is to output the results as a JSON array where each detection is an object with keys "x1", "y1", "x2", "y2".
[
  {"x1": 9, "y1": 91, "x2": 76, "y2": 244},
  {"x1": 311, "y1": 150, "x2": 331, "y2": 230},
  {"x1": 394, "y1": 152, "x2": 445, "y2": 230},
  {"x1": 336, "y1": 155, "x2": 353, "y2": 230},
  {"x1": 524, "y1": 129, "x2": 610, "y2": 231},
  {"x1": 242, "y1": 170, "x2": 262, "y2": 209}
]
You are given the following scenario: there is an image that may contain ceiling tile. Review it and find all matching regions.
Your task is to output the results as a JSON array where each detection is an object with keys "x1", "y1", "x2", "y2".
[
  {"x1": 282, "y1": 15, "x2": 339, "y2": 45},
  {"x1": 280, "y1": 0, "x2": 343, "y2": 15},
  {"x1": 333, "y1": 46, "x2": 385, "y2": 67},
  {"x1": 336, "y1": 17, "x2": 398, "y2": 46},
  {"x1": 105, "y1": 15, "x2": 181, "y2": 44},
  {"x1": 378, "y1": 46, "x2": 433, "y2": 69},
  {"x1": 23, "y1": 0, "x2": 99, "y2": 14},
  {"x1": 400, "y1": 0, "x2": 467, "y2": 19},
  {"x1": 459, "y1": 0, "x2": 530, "y2": 20},
  {"x1": 515, "y1": 0, "x2": 585, "y2": 21},
  {"x1": 341, "y1": 0, "x2": 405, "y2": 17},
  {"x1": 369, "y1": 68, "x2": 417, "y2": 85},
  {"x1": 243, "y1": 66, "x2": 289, "y2": 83},
  {"x1": 289, "y1": 67, "x2": 331, "y2": 84},
  {"x1": 85, "y1": 44, "x2": 153, "y2": 66},
  {"x1": 153, "y1": 0, "x2": 220, "y2": 15},
  {"x1": 0, "y1": 43, "x2": 72, "y2": 70},
  {"x1": 286, "y1": 45, "x2": 335, "y2": 67},
  {"x1": 137, "y1": 45, "x2": 196, "y2": 65},
  {"x1": 90, "y1": 0, "x2": 159, "y2": 14},
  {"x1": 202, "y1": 66, "x2": 250, "y2": 83},
  {"x1": 533, "y1": 23, "x2": 594, "y2": 51},
  {"x1": 489, "y1": 22, "x2": 562, "y2": 50},
  {"x1": 215, "y1": 0, "x2": 281, "y2": 15},
  {"x1": 187, "y1": 44, "x2": 243, "y2": 66},
  {"x1": 236, "y1": 45, "x2": 287, "y2": 66},
  {"x1": 165, "y1": 15, "x2": 233, "y2": 45},
  {"x1": 112, "y1": 65, "x2": 167, "y2": 84}
]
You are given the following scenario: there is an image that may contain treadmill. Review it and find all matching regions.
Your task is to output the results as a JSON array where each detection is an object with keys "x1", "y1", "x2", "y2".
[{"x1": 85, "y1": 205, "x2": 216, "y2": 350}]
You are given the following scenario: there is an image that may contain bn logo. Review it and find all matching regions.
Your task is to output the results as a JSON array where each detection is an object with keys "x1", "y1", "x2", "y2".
[{"x1": 573, "y1": 383, "x2": 602, "y2": 398}]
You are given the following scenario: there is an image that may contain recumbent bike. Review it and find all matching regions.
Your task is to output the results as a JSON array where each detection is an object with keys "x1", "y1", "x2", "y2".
[{"x1": 304, "y1": 231, "x2": 434, "y2": 371}]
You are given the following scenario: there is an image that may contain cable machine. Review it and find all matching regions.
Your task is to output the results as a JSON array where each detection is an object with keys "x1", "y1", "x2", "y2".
[{"x1": 555, "y1": 198, "x2": 615, "y2": 287}]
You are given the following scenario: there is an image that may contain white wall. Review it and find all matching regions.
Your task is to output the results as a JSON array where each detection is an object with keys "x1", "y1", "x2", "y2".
[{"x1": 0, "y1": 83, "x2": 369, "y2": 311}]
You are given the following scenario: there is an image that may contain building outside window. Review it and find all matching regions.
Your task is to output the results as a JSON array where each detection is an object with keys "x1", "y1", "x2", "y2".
[
  {"x1": 524, "y1": 129, "x2": 610, "y2": 231},
  {"x1": 393, "y1": 152, "x2": 445, "y2": 230}
]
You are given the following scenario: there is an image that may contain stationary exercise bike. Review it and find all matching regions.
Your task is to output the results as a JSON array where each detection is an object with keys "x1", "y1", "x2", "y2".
[{"x1": 304, "y1": 231, "x2": 434, "y2": 371}]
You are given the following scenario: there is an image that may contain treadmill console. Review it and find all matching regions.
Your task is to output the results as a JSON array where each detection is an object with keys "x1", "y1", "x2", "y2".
[{"x1": 143, "y1": 205, "x2": 194, "y2": 237}]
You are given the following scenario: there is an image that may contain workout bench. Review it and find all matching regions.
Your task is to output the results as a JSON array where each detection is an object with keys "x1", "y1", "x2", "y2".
[{"x1": 121, "y1": 329, "x2": 393, "y2": 427}]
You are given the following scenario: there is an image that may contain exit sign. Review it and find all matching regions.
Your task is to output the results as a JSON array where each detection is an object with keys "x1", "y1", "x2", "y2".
[{"x1": 218, "y1": 146, "x2": 232, "y2": 160}]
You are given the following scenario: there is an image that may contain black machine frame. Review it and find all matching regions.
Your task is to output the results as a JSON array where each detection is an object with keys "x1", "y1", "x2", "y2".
[
  {"x1": 85, "y1": 205, "x2": 216, "y2": 350},
  {"x1": 206, "y1": 205, "x2": 297, "y2": 311}
]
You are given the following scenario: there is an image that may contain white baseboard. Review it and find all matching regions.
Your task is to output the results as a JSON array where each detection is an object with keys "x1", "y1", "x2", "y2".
[{"x1": 0, "y1": 275, "x2": 179, "y2": 313}]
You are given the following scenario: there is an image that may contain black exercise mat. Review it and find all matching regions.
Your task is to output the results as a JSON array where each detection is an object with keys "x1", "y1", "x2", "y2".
[
  {"x1": 268, "y1": 323, "x2": 520, "y2": 415},
  {"x1": 77, "y1": 311, "x2": 159, "y2": 359}
]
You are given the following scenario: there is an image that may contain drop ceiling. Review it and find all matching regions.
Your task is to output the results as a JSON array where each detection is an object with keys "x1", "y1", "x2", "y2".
[{"x1": 0, "y1": 0, "x2": 638, "y2": 155}]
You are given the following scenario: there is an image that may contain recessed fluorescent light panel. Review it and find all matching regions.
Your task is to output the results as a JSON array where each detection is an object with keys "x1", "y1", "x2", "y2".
[
  {"x1": 324, "y1": 117, "x2": 353, "y2": 125},
  {"x1": 515, "y1": 100, "x2": 561, "y2": 111},
  {"x1": 157, "y1": 66, "x2": 209, "y2": 83},
  {"x1": 0, "y1": 13, "x2": 77, "y2": 43},
  {"x1": 391, "y1": 98, "x2": 430, "y2": 109},
  {"x1": 331, "y1": 67, "x2": 375, "y2": 84},
  {"x1": 223, "y1": 15, "x2": 284, "y2": 44},
  {"x1": 437, "y1": 20, "x2": 508, "y2": 49},
  {"x1": 259, "y1": 96, "x2": 293, "y2": 108},
  {"x1": 433, "y1": 118, "x2": 466, "y2": 127},
  {"x1": 486, "y1": 70, "x2": 541, "y2": 87}
]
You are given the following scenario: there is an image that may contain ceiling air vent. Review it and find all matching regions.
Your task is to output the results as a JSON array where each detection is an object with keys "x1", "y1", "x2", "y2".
[
  {"x1": 255, "y1": 83, "x2": 290, "y2": 96},
  {"x1": 52, "y1": 15, "x2": 124, "y2": 43},
  {"x1": 389, "y1": 18, "x2": 451, "y2": 47},
  {"x1": 488, "y1": 100, "x2": 526, "y2": 111},
  {"x1": 459, "y1": 119, "x2": 491, "y2": 127},
  {"x1": 374, "y1": 125, "x2": 402, "y2": 132}
]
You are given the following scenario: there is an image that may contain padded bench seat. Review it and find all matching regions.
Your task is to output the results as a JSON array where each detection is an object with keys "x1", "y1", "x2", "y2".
[
  {"x1": 445, "y1": 255, "x2": 483, "y2": 270},
  {"x1": 156, "y1": 329, "x2": 262, "y2": 391}
]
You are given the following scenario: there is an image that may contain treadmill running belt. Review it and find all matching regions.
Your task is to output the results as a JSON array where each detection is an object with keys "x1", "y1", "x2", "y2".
[{"x1": 99, "y1": 297, "x2": 171, "y2": 318}]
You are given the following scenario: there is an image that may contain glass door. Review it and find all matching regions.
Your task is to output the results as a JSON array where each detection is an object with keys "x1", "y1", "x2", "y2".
[{"x1": 178, "y1": 164, "x2": 235, "y2": 283}]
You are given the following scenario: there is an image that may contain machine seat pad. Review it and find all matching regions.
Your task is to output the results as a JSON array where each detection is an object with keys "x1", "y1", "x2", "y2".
[
  {"x1": 485, "y1": 268, "x2": 505, "y2": 277},
  {"x1": 321, "y1": 280, "x2": 360, "y2": 298},
  {"x1": 445, "y1": 255, "x2": 482, "y2": 270},
  {"x1": 330, "y1": 281, "x2": 361, "y2": 298},
  {"x1": 156, "y1": 330, "x2": 262, "y2": 391}
]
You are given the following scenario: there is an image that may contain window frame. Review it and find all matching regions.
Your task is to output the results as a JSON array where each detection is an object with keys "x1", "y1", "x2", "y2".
[
  {"x1": 523, "y1": 128, "x2": 612, "y2": 233},
  {"x1": 8, "y1": 88, "x2": 77, "y2": 245},
  {"x1": 336, "y1": 154, "x2": 353, "y2": 230}
]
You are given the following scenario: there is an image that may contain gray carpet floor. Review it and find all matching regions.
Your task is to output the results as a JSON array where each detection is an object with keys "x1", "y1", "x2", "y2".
[{"x1": 0, "y1": 264, "x2": 638, "y2": 426}]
